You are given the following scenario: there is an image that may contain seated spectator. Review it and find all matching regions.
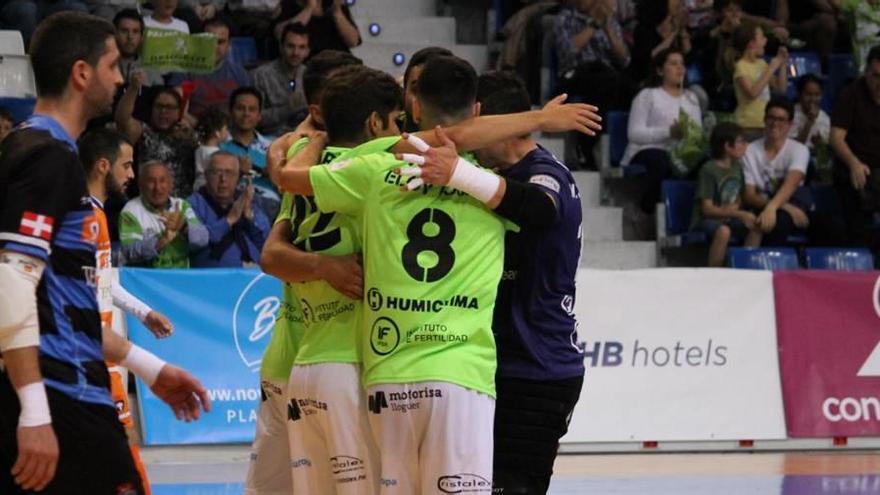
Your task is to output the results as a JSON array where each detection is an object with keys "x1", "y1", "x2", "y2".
[
  {"x1": 630, "y1": 0, "x2": 692, "y2": 84},
  {"x1": 0, "y1": 107, "x2": 13, "y2": 145},
  {"x1": 0, "y1": 0, "x2": 88, "y2": 46},
  {"x1": 743, "y1": 97, "x2": 811, "y2": 246},
  {"x1": 785, "y1": 1, "x2": 841, "y2": 69},
  {"x1": 843, "y1": 0, "x2": 880, "y2": 75},
  {"x1": 692, "y1": 122, "x2": 761, "y2": 266},
  {"x1": 194, "y1": 106, "x2": 230, "y2": 191},
  {"x1": 116, "y1": 85, "x2": 199, "y2": 197},
  {"x1": 830, "y1": 45, "x2": 880, "y2": 247},
  {"x1": 120, "y1": 160, "x2": 208, "y2": 267},
  {"x1": 732, "y1": 21, "x2": 789, "y2": 136},
  {"x1": 220, "y1": 86, "x2": 280, "y2": 218},
  {"x1": 114, "y1": 9, "x2": 165, "y2": 90},
  {"x1": 622, "y1": 48, "x2": 701, "y2": 213},
  {"x1": 791, "y1": 74, "x2": 830, "y2": 150},
  {"x1": 555, "y1": 0, "x2": 634, "y2": 168},
  {"x1": 226, "y1": 0, "x2": 283, "y2": 39},
  {"x1": 189, "y1": 151, "x2": 270, "y2": 267},
  {"x1": 143, "y1": 0, "x2": 190, "y2": 33},
  {"x1": 171, "y1": 17, "x2": 250, "y2": 119},
  {"x1": 273, "y1": 0, "x2": 360, "y2": 55},
  {"x1": 251, "y1": 22, "x2": 310, "y2": 136}
]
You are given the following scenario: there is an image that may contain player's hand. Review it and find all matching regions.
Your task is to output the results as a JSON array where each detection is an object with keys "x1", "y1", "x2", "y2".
[
  {"x1": 850, "y1": 161, "x2": 871, "y2": 190},
  {"x1": 144, "y1": 311, "x2": 173, "y2": 339},
  {"x1": 395, "y1": 127, "x2": 460, "y2": 190},
  {"x1": 540, "y1": 94, "x2": 602, "y2": 136},
  {"x1": 318, "y1": 253, "x2": 364, "y2": 300},
  {"x1": 151, "y1": 365, "x2": 211, "y2": 422},
  {"x1": 756, "y1": 206, "x2": 778, "y2": 233},
  {"x1": 12, "y1": 424, "x2": 58, "y2": 491}
]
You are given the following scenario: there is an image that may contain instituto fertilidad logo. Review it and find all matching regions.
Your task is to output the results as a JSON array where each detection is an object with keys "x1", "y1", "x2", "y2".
[
  {"x1": 859, "y1": 275, "x2": 880, "y2": 377},
  {"x1": 233, "y1": 273, "x2": 280, "y2": 371}
]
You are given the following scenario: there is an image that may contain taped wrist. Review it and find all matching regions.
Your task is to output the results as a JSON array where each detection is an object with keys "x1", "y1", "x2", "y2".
[
  {"x1": 120, "y1": 344, "x2": 166, "y2": 387},
  {"x1": 17, "y1": 382, "x2": 51, "y2": 427},
  {"x1": 494, "y1": 179, "x2": 558, "y2": 227},
  {"x1": 447, "y1": 157, "x2": 502, "y2": 204}
]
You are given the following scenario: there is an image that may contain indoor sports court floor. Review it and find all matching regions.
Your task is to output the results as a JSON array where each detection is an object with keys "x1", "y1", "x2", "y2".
[{"x1": 144, "y1": 447, "x2": 880, "y2": 494}]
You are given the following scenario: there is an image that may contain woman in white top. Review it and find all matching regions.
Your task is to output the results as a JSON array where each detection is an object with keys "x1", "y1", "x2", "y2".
[{"x1": 623, "y1": 48, "x2": 702, "y2": 212}]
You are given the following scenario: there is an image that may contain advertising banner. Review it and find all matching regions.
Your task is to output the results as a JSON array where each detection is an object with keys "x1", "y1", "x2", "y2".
[
  {"x1": 121, "y1": 268, "x2": 281, "y2": 445},
  {"x1": 775, "y1": 271, "x2": 880, "y2": 437},
  {"x1": 141, "y1": 28, "x2": 216, "y2": 74},
  {"x1": 563, "y1": 269, "x2": 787, "y2": 443}
]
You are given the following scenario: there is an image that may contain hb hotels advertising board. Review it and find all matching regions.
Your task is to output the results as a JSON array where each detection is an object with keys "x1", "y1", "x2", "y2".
[
  {"x1": 775, "y1": 271, "x2": 880, "y2": 437},
  {"x1": 121, "y1": 268, "x2": 281, "y2": 445},
  {"x1": 563, "y1": 269, "x2": 787, "y2": 443}
]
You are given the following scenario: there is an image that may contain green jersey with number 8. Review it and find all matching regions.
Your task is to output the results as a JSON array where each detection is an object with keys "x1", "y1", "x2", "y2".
[
  {"x1": 285, "y1": 136, "x2": 402, "y2": 365},
  {"x1": 310, "y1": 144, "x2": 509, "y2": 398}
]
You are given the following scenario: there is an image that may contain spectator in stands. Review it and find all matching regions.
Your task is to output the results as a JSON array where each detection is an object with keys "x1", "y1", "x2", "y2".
[
  {"x1": 402, "y1": 47, "x2": 453, "y2": 133},
  {"x1": 623, "y1": 48, "x2": 701, "y2": 213},
  {"x1": 732, "y1": 21, "x2": 789, "y2": 137},
  {"x1": 0, "y1": 107, "x2": 13, "y2": 145},
  {"x1": 220, "y1": 86, "x2": 280, "y2": 218},
  {"x1": 171, "y1": 17, "x2": 250, "y2": 119},
  {"x1": 119, "y1": 160, "x2": 208, "y2": 267},
  {"x1": 743, "y1": 97, "x2": 811, "y2": 246},
  {"x1": 226, "y1": 0, "x2": 283, "y2": 40},
  {"x1": 692, "y1": 122, "x2": 761, "y2": 267},
  {"x1": 251, "y1": 22, "x2": 310, "y2": 136},
  {"x1": 842, "y1": 0, "x2": 880, "y2": 75},
  {"x1": 785, "y1": 1, "x2": 842, "y2": 69},
  {"x1": 194, "y1": 106, "x2": 230, "y2": 191},
  {"x1": 114, "y1": 10, "x2": 164, "y2": 88},
  {"x1": 555, "y1": 0, "x2": 634, "y2": 168},
  {"x1": 274, "y1": 0, "x2": 360, "y2": 55},
  {"x1": 88, "y1": 0, "x2": 138, "y2": 21},
  {"x1": 735, "y1": 0, "x2": 790, "y2": 45},
  {"x1": 830, "y1": 45, "x2": 880, "y2": 247},
  {"x1": 143, "y1": 0, "x2": 190, "y2": 33},
  {"x1": 706, "y1": 0, "x2": 743, "y2": 107},
  {"x1": 116, "y1": 84, "x2": 199, "y2": 197},
  {"x1": 791, "y1": 74, "x2": 830, "y2": 151},
  {"x1": 189, "y1": 151, "x2": 270, "y2": 267},
  {"x1": 630, "y1": 0, "x2": 692, "y2": 84},
  {"x1": 0, "y1": 0, "x2": 88, "y2": 46}
]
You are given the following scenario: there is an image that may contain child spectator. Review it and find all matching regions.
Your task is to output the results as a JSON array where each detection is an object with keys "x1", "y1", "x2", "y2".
[
  {"x1": 791, "y1": 74, "x2": 830, "y2": 150},
  {"x1": 691, "y1": 122, "x2": 762, "y2": 267},
  {"x1": 194, "y1": 106, "x2": 230, "y2": 191},
  {"x1": 732, "y1": 21, "x2": 789, "y2": 136},
  {"x1": 0, "y1": 107, "x2": 14, "y2": 144}
]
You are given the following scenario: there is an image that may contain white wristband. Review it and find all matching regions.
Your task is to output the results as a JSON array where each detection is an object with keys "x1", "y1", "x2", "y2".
[
  {"x1": 120, "y1": 344, "x2": 166, "y2": 387},
  {"x1": 17, "y1": 382, "x2": 51, "y2": 427},
  {"x1": 447, "y1": 157, "x2": 502, "y2": 204}
]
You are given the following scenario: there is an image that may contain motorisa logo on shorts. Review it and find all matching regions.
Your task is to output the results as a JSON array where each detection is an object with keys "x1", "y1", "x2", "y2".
[
  {"x1": 332, "y1": 455, "x2": 367, "y2": 483},
  {"x1": 437, "y1": 473, "x2": 492, "y2": 493},
  {"x1": 232, "y1": 272, "x2": 280, "y2": 372},
  {"x1": 368, "y1": 387, "x2": 443, "y2": 414}
]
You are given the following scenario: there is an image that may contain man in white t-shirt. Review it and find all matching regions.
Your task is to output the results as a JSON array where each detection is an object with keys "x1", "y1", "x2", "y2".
[
  {"x1": 143, "y1": 0, "x2": 190, "y2": 33},
  {"x1": 790, "y1": 74, "x2": 830, "y2": 150},
  {"x1": 743, "y1": 97, "x2": 811, "y2": 246}
]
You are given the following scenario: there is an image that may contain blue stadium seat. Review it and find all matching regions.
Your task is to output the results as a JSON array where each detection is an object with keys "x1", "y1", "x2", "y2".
[
  {"x1": 0, "y1": 96, "x2": 35, "y2": 123},
  {"x1": 828, "y1": 53, "x2": 854, "y2": 101},
  {"x1": 606, "y1": 111, "x2": 645, "y2": 177},
  {"x1": 788, "y1": 51, "x2": 822, "y2": 79},
  {"x1": 230, "y1": 37, "x2": 258, "y2": 67},
  {"x1": 805, "y1": 248, "x2": 874, "y2": 271},
  {"x1": 661, "y1": 180, "x2": 706, "y2": 245},
  {"x1": 686, "y1": 63, "x2": 703, "y2": 86},
  {"x1": 728, "y1": 247, "x2": 799, "y2": 270}
]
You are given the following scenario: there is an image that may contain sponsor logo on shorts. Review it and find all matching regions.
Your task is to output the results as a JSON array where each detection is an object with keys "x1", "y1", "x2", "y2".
[
  {"x1": 332, "y1": 455, "x2": 367, "y2": 483},
  {"x1": 288, "y1": 396, "x2": 328, "y2": 421},
  {"x1": 291, "y1": 458, "x2": 312, "y2": 468},
  {"x1": 368, "y1": 387, "x2": 443, "y2": 414},
  {"x1": 370, "y1": 317, "x2": 400, "y2": 355},
  {"x1": 380, "y1": 478, "x2": 398, "y2": 487},
  {"x1": 437, "y1": 473, "x2": 492, "y2": 493},
  {"x1": 287, "y1": 399, "x2": 302, "y2": 421}
]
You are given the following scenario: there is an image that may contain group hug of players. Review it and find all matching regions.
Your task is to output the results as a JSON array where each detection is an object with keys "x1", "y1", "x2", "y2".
[{"x1": 0, "y1": 11, "x2": 600, "y2": 495}]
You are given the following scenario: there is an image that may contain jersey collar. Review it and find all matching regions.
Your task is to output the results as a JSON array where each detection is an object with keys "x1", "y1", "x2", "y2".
[{"x1": 22, "y1": 114, "x2": 78, "y2": 152}]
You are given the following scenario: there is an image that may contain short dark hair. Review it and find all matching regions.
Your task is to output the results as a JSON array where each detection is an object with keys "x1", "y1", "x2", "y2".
[
  {"x1": 281, "y1": 22, "x2": 309, "y2": 41},
  {"x1": 204, "y1": 16, "x2": 231, "y2": 33},
  {"x1": 414, "y1": 55, "x2": 477, "y2": 124},
  {"x1": 765, "y1": 95, "x2": 795, "y2": 121},
  {"x1": 29, "y1": 12, "x2": 116, "y2": 98},
  {"x1": 647, "y1": 47, "x2": 686, "y2": 88},
  {"x1": 404, "y1": 46, "x2": 453, "y2": 89},
  {"x1": 868, "y1": 45, "x2": 880, "y2": 67},
  {"x1": 229, "y1": 86, "x2": 263, "y2": 111},
  {"x1": 321, "y1": 66, "x2": 403, "y2": 144},
  {"x1": 113, "y1": 8, "x2": 144, "y2": 32},
  {"x1": 732, "y1": 21, "x2": 760, "y2": 55},
  {"x1": 796, "y1": 73, "x2": 823, "y2": 94},
  {"x1": 710, "y1": 121, "x2": 744, "y2": 159},
  {"x1": 0, "y1": 107, "x2": 13, "y2": 124},
  {"x1": 78, "y1": 128, "x2": 130, "y2": 175},
  {"x1": 476, "y1": 71, "x2": 531, "y2": 116},
  {"x1": 197, "y1": 106, "x2": 228, "y2": 142},
  {"x1": 302, "y1": 50, "x2": 362, "y2": 104}
]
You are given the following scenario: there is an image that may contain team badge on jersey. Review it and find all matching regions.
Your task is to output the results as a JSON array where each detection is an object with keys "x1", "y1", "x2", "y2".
[{"x1": 18, "y1": 211, "x2": 54, "y2": 240}]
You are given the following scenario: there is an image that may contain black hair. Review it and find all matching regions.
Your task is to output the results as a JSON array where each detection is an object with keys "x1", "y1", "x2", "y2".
[
  {"x1": 321, "y1": 66, "x2": 403, "y2": 144},
  {"x1": 281, "y1": 22, "x2": 309, "y2": 41},
  {"x1": 476, "y1": 70, "x2": 531, "y2": 116},
  {"x1": 29, "y1": 12, "x2": 116, "y2": 98},
  {"x1": 197, "y1": 106, "x2": 229, "y2": 142},
  {"x1": 302, "y1": 50, "x2": 362, "y2": 105},
  {"x1": 765, "y1": 95, "x2": 795, "y2": 121},
  {"x1": 868, "y1": 45, "x2": 880, "y2": 68},
  {"x1": 78, "y1": 128, "x2": 130, "y2": 175},
  {"x1": 204, "y1": 16, "x2": 231, "y2": 33},
  {"x1": 113, "y1": 8, "x2": 144, "y2": 32},
  {"x1": 732, "y1": 20, "x2": 760, "y2": 55},
  {"x1": 414, "y1": 55, "x2": 477, "y2": 124},
  {"x1": 646, "y1": 47, "x2": 686, "y2": 88},
  {"x1": 796, "y1": 73, "x2": 823, "y2": 94},
  {"x1": 229, "y1": 86, "x2": 263, "y2": 111},
  {"x1": 710, "y1": 121, "x2": 744, "y2": 159},
  {"x1": 403, "y1": 46, "x2": 453, "y2": 90},
  {"x1": 0, "y1": 107, "x2": 13, "y2": 124}
]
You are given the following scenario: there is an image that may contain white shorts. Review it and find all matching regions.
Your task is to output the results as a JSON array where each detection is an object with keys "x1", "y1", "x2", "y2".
[
  {"x1": 287, "y1": 362, "x2": 379, "y2": 495},
  {"x1": 366, "y1": 381, "x2": 495, "y2": 494},
  {"x1": 244, "y1": 379, "x2": 292, "y2": 495}
]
